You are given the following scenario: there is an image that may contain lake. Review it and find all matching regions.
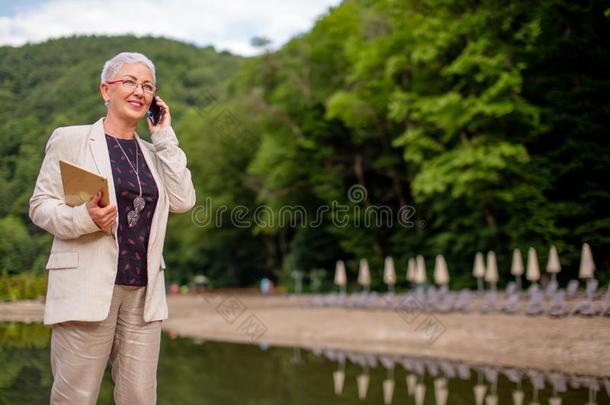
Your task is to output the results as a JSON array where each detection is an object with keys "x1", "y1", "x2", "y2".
[{"x1": 0, "y1": 322, "x2": 607, "y2": 404}]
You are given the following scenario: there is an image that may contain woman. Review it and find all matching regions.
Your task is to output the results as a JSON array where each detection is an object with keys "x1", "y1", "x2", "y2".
[{"x1": 28, "y1": 52, "x2": 196, "y2": 404}]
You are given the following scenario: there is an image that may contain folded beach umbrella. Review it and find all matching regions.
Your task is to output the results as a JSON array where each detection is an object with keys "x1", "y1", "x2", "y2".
[
  {"x1": 511, "y1": 249, "x2": 524, "y2": 289},
  {"x1": 434, "y1": 378, "x2": 448, "y2": 405},
  {"x1": 546, "y1": 245, "x2": 561, "y2": 282},
  {"x1": 358, "y1": 258, "x2": 371, "y2": 290},
  {"x1": 415, "y1": 383, "x2": 426, "y2": 405},
  {"x1": 434, "y1": 255, "x2": 450, "y2": 286},
  {"x1": 384, "y1": 256, "x2": 397, "y2": 291},
  {"x1": 526, "y1": 247, "x2": 540, "y2": 283},
  {"x1": 473, "y1": 252, "x2": 486, "y2": 292},
  {"x1": 357, "y1": 372, "x2": 369, "y2": 400},
  {"x1": 474, "y1": 384, "x2": 487, "y2": 405},
  {"x1": 407, "y1": 257, "x2": 416, "y2": 284},
  {"x1": 415, "y1": 255, "x2": 427, "y2": 285},
  {"x1": 579, "y1": 243, "x2": 596, "y2": 279},
  {"x1": 549, "y1": 396, "x2": 561, "y2": 405},
  {"x1": 435, "y1": 387, "x2": 448, "y2": 405},
  {"x1": 485, "y1": 394, "x2": 498, "y2": 405},
  {"x1": 334, "y1": 260, "x2": 347, "y2": 292},
  {"x1": 333, "y1": 368, "x2": 345, "y2": 395},
  {"x1": 434, "y1": 377, "x2": 447, "y2": 392},
  {"x1": 512, "y1": 390, "x2": 524, "y2": 405},
  {"x1": 485, "y1": 251, "x2": 499, "y2": 290},
  {"x1": 406, "y1": 374, "x2": 417, "y2": 396},
  {"x1": 383, "y1": 378, "x2": 395, "y2": 404}
]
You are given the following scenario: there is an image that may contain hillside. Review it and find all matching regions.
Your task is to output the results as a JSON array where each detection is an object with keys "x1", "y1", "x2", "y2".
[{"x1": 1, "y1": 0, "x2": 609, "y2": 291}]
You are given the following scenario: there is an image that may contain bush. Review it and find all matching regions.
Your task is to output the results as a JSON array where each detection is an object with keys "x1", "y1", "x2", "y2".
[{"x1": 0, "y1": 272, "x2": 47, "y2": 301}]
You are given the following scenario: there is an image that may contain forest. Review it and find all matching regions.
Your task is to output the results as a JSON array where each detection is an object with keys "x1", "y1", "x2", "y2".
[{"x1": 1, "y1": 0, "x2": 609, "y2": 298}]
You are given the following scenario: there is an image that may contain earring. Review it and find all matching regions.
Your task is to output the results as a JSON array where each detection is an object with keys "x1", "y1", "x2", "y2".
[{"x1": 104, "y1": 100, "x2": 109, "y2": 107}]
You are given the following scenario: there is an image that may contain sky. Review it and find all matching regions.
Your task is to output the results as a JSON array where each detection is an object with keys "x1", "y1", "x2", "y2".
[{"x1": 0, "y1": 0, "x2": 342, "y2": 56}]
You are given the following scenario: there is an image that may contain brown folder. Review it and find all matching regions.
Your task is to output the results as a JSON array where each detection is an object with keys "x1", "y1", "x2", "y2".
[{"x1": 59, "y1": 160, "x2": 111, "y2": 234}]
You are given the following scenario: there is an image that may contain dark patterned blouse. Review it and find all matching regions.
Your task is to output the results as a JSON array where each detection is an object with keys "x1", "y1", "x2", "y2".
[{"x1": 105, "y1": 134, "x2": 159, "y2": 286}]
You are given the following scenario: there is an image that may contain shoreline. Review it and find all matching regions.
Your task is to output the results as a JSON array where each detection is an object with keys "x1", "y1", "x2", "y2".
[{"x1": 2, "y1": 294, "x2": 609, "y2": 377}]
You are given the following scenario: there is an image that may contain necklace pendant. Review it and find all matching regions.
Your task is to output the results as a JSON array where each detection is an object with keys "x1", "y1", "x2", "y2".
[
  {"x1": 133, "y1": 196, "x2": 145, "y2": 212},
  {"x1": 127, "y1": 210, "x2": 140, "y2": 228}
]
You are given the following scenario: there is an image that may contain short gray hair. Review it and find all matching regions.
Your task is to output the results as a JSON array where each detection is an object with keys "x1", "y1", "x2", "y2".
[{"x1": 100, "y1": 52, "x2": 156, "y2": 84}]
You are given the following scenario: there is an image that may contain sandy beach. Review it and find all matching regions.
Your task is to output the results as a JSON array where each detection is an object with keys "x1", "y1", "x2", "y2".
[{"x1": 2, "y1": 293, "x2": 609, "y2": 377}]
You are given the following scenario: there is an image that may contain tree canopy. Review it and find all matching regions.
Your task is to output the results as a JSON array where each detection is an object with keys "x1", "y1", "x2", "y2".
[{"x1": 1, "y1": 0, "x2": 609, "y2": 290}]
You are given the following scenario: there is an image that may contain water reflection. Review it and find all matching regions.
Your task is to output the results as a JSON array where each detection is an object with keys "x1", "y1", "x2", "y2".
[
  {"x1": 0, "y1": 322, "x2": 608, "y2": 404},
  {"x1": 313, "y1": 347, "x2": 608, "y2": 404}
]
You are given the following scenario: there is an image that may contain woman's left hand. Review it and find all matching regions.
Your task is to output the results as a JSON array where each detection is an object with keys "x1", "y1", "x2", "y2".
[{"x1": 147, "y1": 95, "x2": 172, "y2": 133}]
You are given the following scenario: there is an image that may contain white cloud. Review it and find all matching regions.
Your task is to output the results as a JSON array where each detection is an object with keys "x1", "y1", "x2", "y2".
[{"x1": 0, "y1": 0, "x2": 342, "y2": 55}]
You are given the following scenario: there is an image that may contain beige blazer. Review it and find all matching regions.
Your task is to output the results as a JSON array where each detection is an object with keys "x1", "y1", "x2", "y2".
[{"x1": 29, "y1": 117, "x2": 196, "y2": 325}]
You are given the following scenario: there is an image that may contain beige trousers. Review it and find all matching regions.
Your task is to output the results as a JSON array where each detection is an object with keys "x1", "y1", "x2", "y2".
[{"x1": 50, "y1": 285, "x2": 162, "y2": 405}]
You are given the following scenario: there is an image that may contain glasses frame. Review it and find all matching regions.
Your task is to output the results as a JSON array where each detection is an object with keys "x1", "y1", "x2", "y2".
[{"x1": 106, "y1": 79, "x2": 157, "y2": 94}]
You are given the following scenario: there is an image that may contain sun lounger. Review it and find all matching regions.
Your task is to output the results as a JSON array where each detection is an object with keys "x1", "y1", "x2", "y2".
[
  {"x1": 480, "y1": 291, "x2": 497, "y2": 313},
  {"x1": 425, "y1": 360, "x2": 439, "y2": 377},
  {"x1": 379, "y1": 355, "x2": 395, "y2": 370},
  {"x1": 456, "y1": 363, "x2": 471, "y2": 380},
  {"x1": 571, "y1": 298, "x2": 598, "y2": 316},
  {"x1": 436, "y1": 292, "x2": 456, "y2": 313},
  {"x1": 482, "y1": 367, "x2": 498, "y2": 385},
  {"x1": 585, "y1": 279, "x2": 599, "y2": 300},
  {"x1": 528, "y1": 283, "x2": 540, "y2": 298},
  {"x1": 527, "y1": 369, "x2": 545, "y2": 390},
  {"x1": 438, "y1": 360, "x2": 456, "y2": 379},
  {"x1": 346, "y1": 292, "x2": 361, "y2": 308},
  {"x1": 548, "y1": 290, "x2": 568, "y2": 317},
  {"x1": 311, "y1": 294, "x2": 324, "y2": 306},
  {"x1": 526, "y1": 290, "x2": 544, "y2": 315},
  {"x1": 565, "y1": 280, "x2": 579, "y2": 299},
  {"x1": 395, "y1": 293, "x2": 424, "y2": 320},
  {"x1": 545, "y1": 279, "x2": 559, "y2": 298},
  {"x1": 425, "y1": 287, "x2": 439, "y2": 311},
  {"x1": 363, "y1": 291, "x2": 380, "y2": 309},
  {"x1": 601, "y1": 290, "x2": 610, "y2": 316},
  {"x1": 571, "y1": 280, "x2": 600, "y2": 316},
  {"x1": 383, "y1": 292, "x2": 396, "y2": 309},
  {"x1": 453, "y1": 289, "x2": 472, "y2": 312},
  {"x1": 503, "y1": 368, "x2": 523, "y2": 384},
  {"x1": 365, "y1": 353, "x2": 377, "y2": 368},
  {"x1": 502, "y1": 293, "x2": 520, "y2": 314},
  {"x1": 322, "y1": 292, "x2": 338, "y2": 306},
  {"x1": 547, "y1": 372, "x2": 567, "y2": 393}
]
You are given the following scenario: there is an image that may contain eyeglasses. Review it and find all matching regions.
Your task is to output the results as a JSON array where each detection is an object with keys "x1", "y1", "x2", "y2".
[{"x1": 106, "y1": 79, "x2": 156, "y2": 94}]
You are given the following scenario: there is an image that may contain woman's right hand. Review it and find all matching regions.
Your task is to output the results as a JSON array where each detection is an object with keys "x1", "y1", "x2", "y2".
[{"x1": 86, "y1": 192, "x2": 117, "y2": 229}]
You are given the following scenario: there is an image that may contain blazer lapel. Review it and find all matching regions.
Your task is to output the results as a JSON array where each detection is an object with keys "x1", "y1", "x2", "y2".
[
  {"x1": 88, "y1": 117, "x2": 118, "y2": 236},
  {"x1": 135, "y1": 132, "x2": 165, "y2": 254}
]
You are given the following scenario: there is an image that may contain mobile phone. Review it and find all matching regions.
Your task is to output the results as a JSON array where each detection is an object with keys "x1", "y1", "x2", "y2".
[{"x1": 147, "y1": 95, "x2": 162, "y2": 125}]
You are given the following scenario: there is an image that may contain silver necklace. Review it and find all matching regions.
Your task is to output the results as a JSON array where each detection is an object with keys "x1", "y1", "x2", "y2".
[{"x1": 112, "y1": 136, "x2": 145, "y2": 228}]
